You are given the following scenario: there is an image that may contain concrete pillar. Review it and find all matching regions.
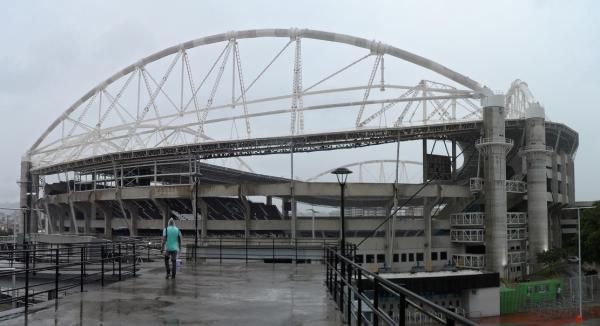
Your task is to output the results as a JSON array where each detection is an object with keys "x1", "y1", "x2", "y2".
[
  {"x1": 86, "y1": 202, "x2": 95, "y2": 234},
  {"x1": 123, "y1": 202, "x2": 138, "y2": 237},
  {"x1": 58, "y1": 204, "x2": 66, "y2": 233},
  {"x1": 560, "y1": 151, "x2": 568, "y2": 203},
  {"x1": 479, "y1": 95, "x2": 510, "y2": 278},
  {"x1": 67, "y1": 195, "x2": 79, "y2": 234},
  {"x1": 199, "y1": 199, "x2": 208, "y2": 240},
  {"x1": 524, "y1": 103, "x2": 549, "y2": 266},
  {"x1": 99, "y1": 204, "x2": 113, "y2": 238},
  {"x1": 152, "y1": 198, "x2": 170, "y2": 229},
  {"x1": 19, "y1": 159, "x2": 32, "y2": 236},
  {"x1": 266, "y1": 196, "x2": 272, "y2": 206},
  {"x1": 567, "y1": 155, "x2": 575, "y2": 206},
  {"x1": 239, "y1": 195, "x2": 251, "y2": 238},
  {"x1": 423, "y1": 197, "x2": 434, "y2": 272},
  {"x1": 44, "y1": 202, "x2": 55, "y2": 234},
  {"x1": 384, "y1": 199, "x2": 395, "y2": 268},
  {"x1": 30, "y1": 173, "x2": 39, "y2": 234}
]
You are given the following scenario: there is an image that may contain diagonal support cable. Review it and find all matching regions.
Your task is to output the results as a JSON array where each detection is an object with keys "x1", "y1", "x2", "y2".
[
  {"x1": 233, "y1": 40, "x2": 251, "y2": 138},
  {"x1": 355, "y1": 54, "x2": 382, "y2": 128}
]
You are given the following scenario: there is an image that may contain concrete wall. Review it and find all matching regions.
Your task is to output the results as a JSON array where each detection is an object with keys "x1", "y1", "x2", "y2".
[{"x1": 464, "y1": 287, "x2": 500, "y2": 317}]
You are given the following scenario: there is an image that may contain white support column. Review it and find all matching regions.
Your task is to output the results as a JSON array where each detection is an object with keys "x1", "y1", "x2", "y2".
[
  {"x1": 479, "y1": 94, "x2": 510, "y2": 278},
  {"x1": 524, "y1": 103, "x2": 549, "y2": 267}
]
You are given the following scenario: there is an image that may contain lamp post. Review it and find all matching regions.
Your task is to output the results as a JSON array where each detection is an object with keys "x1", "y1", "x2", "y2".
[
  {"x1": 192, "y1": 172, "x2": 203, "y2": 262},
  {"x1": 564, "y1": 205, "x2": 594, "y2": 324},
  {"x1": 331, "y1": 167, "x2": 352, "y2": 257}
]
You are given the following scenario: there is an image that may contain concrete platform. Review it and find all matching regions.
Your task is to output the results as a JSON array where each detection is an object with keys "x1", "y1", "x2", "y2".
[{"x1": 2, "y1": 261, "x2": 342, "y2": 325}]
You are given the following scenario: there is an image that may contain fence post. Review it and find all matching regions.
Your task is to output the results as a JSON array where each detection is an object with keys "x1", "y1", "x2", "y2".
[
  {"x1": 219, "y1": 237, "x2": 222, "y2": 264},
  {"x1": 272, "y1": 238, "x2": 275, "y2": 263},
  {"x1": 357, "y1": 269, "x2": 363, "y2": 326},
  {"x1": 32, "y1": 244, "x2": 36, "y2": 276},
  {"x1": 399, "y1": 293, "x2": 406, "y2": 326},
  {"x1": 373, "y1": 278, "x2": 379, "y2": 326},
  {"x1": 245, "y1": 237, "x2": 248, "y2": 264},
  {"x1": 339, "y1": 258, "x2": 344, "y2": 312},
  {"x1": 133, "y1": 242, "x2": 137, "y2": 277},
  {"x1": 333, "y1": 253, "x2": 338, "y2": 305},
  {"x1": 295, "y1": 238, "x2": 298, "y2": 264},
  {"x1": 55, "y1": 248, "x2": 59, "y2": 300},
  {"x1": 80, "y1": 247, "x2": 84, "y2": 292},
  {"x1": 147, "y1": 243, "x2": 150, "y2": 262},
  {"x1": 118, "y1": 243, "x2": 122, "y2": 281},
  {"x1": 347, "y1": 262, "x2": 352, "y2": 324},
  {"x1": 112, "y1": 242, "x2": 115, "y2": 275},
  {"x1": 25, "y1": 249, "x2": 30, "y2": 311},
  {"x1": 326, "y1": 249, "x2": 330, "y2": 291},
  {"x1": 101, "y1": 245, "x2": 105, "y2": 287}
]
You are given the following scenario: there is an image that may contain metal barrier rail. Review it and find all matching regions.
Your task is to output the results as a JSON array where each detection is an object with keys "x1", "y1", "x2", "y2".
[
  {"x1": 185, "y1": 237, "x2": 339, "y2": 263},
  {"x1": 0, "y1": 240, "x2": 147, "y2": 313},
  {"x1": 325, "y1": 246, "x2": 478, "y2": 326}
]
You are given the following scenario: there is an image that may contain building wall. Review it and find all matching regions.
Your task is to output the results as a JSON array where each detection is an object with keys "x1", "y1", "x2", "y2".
[{"x1": 464, "y1": 287, "x2": 500, "y2": 317}]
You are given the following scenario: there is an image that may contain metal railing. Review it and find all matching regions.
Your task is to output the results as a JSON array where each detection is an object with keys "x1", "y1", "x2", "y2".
[
  {"x1": 507, "y1": 251, "x2": 526, "y2": 265},
  {"x1": 185, "y1": 237, "x2": 339, "y2": 263},
  {"x1": 325, "y1": 246, "x2": 478, "y2": 326},
  {"x1": 449, "y1": 212, "x2": 527, "y2": 228},
  {"x1": 506, "y1": 212, "x2": 527, "y2": 226},
  {"x1": 452, "y1": 254, "x2": 485, "y2": 269},
  {"x1": 450, "y1": 213, "x2": 484, "y2": 227},
  {"x1": 450, "y1": 229, "x2": 485, "y2": 243},
  {"x1": 0, "y1": 240, "x2": 146, "y2": 313},
  {"x1": 469, "y1": 178, "x2": 527, "y2": 193},
  {"x1": 507, "y1": 228, "x2": 528, "y2": 241}
]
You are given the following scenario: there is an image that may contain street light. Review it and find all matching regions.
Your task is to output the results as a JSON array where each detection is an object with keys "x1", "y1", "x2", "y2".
[
  {"x1": 192, "y1": 171, "x2": 203, "y2": 262},
  {"x1": 331, "y1": 167, "x2": 352, "y2": 257},
  {"x1": 564, "y1": 205, "x2": 594, "y2": 324}
]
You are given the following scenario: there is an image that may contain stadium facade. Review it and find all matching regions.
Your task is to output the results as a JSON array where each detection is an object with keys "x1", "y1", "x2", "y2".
[{"x1": 19, "y1": 29, "x2": 578, "y2": 281}]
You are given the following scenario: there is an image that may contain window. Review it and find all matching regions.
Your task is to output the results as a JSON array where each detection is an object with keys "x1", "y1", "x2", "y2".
[
  {"x1": 409, "y1": 253, "x2": 415, "y2": 262},
  {"x1": 355, "y1": 255, "x2": 364, "y2": 264},
  {"x1": 377, "y1": 254, "x2": 385, "y2": 263},
  {"x1": 432, "y1": 252, "x2": 438, "y2": 261},
  {"x1": 401, "y1": 253, "x2": 407, "y2": 262},
  {"x1": 366, "y1": 254, "x2": 374, "y2": 263},
  {"x1": 416, "y1": 253, "x2": 424, "y2": 262},
  {"x1": 440, "y1": 251, "x2": 447, "y2": 260},
  {"x1": 393, "y1": 253, "x2": 399, "y2": 263}
]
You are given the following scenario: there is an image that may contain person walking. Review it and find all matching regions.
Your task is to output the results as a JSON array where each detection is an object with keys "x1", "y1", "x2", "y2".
[{"x1": 161, "y1": 218, "x2": 183, "y2": 279}]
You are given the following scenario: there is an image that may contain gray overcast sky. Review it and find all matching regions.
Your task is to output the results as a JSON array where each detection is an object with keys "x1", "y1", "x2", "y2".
[{"x1": 0, "y1": 0, "x2": 599, "y2": 201}]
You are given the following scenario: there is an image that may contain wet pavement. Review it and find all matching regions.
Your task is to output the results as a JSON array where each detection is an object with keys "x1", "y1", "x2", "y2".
[{"x1": 2, "y1": 261, "x2": 342, "y2": 325}]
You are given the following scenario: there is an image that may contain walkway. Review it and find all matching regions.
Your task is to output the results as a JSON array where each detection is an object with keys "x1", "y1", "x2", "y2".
[{"x1": 1, "y1": 260, "x2": 341, "y2": 325}]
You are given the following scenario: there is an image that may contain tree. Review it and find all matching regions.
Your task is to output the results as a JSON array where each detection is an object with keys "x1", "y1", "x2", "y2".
[
  {"x1": 581, "y1": 203, "x2": 600, "y2": 264},
  {"x1": 537, "y1": 247, "x2": 567, "y2": 265}
]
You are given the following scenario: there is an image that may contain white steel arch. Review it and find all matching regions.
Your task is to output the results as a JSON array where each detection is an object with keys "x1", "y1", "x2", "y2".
[{"x1": 27, "y1": 28, "x2": 536, "y2": 169}]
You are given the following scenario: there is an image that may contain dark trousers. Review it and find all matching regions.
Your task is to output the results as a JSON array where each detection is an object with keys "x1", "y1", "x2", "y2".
[{"x1": 164, "y1": 250, "x2": 177, "y2": 276}]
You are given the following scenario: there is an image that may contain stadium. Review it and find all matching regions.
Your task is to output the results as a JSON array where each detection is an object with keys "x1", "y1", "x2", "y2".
[{"x1": 19, "y1": 28, "x2": 578, "y2": 288}]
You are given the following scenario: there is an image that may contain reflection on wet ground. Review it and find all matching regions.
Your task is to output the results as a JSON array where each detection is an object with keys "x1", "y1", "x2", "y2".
[{"x1": 2, "y1": 261, "x2": 341, "y2": 325}]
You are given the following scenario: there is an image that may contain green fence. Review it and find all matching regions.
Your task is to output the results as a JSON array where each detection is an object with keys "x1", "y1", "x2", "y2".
[{"x1": 500, "y1": 279, "x2": 564, "y2": 314}]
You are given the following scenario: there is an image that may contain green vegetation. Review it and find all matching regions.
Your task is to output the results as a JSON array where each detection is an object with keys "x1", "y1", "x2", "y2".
[
  {"x1": 581, "y1": 203, "x2": 600, "y2": 264},
  {"x1": 536, "y1": 248, "x2": 567, "y2": 265}
]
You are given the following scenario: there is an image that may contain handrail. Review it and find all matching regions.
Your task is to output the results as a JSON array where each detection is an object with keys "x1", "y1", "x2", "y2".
[
  {"x1": 0, "y1": 239, "x2": 147, "y2": 313},
  {"x1": 325, "y1": 245, "x2": 478, "y2": 326}
]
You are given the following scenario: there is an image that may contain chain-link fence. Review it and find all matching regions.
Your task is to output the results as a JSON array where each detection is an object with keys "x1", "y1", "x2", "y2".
[{"x1": 501, "y1": 274, "x2": 600, "y2": 317}]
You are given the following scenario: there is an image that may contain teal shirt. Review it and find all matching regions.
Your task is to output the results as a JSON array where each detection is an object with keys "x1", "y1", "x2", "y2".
[{"x1": 163, "y1": 226, "x2": 182, "y2": 252}]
